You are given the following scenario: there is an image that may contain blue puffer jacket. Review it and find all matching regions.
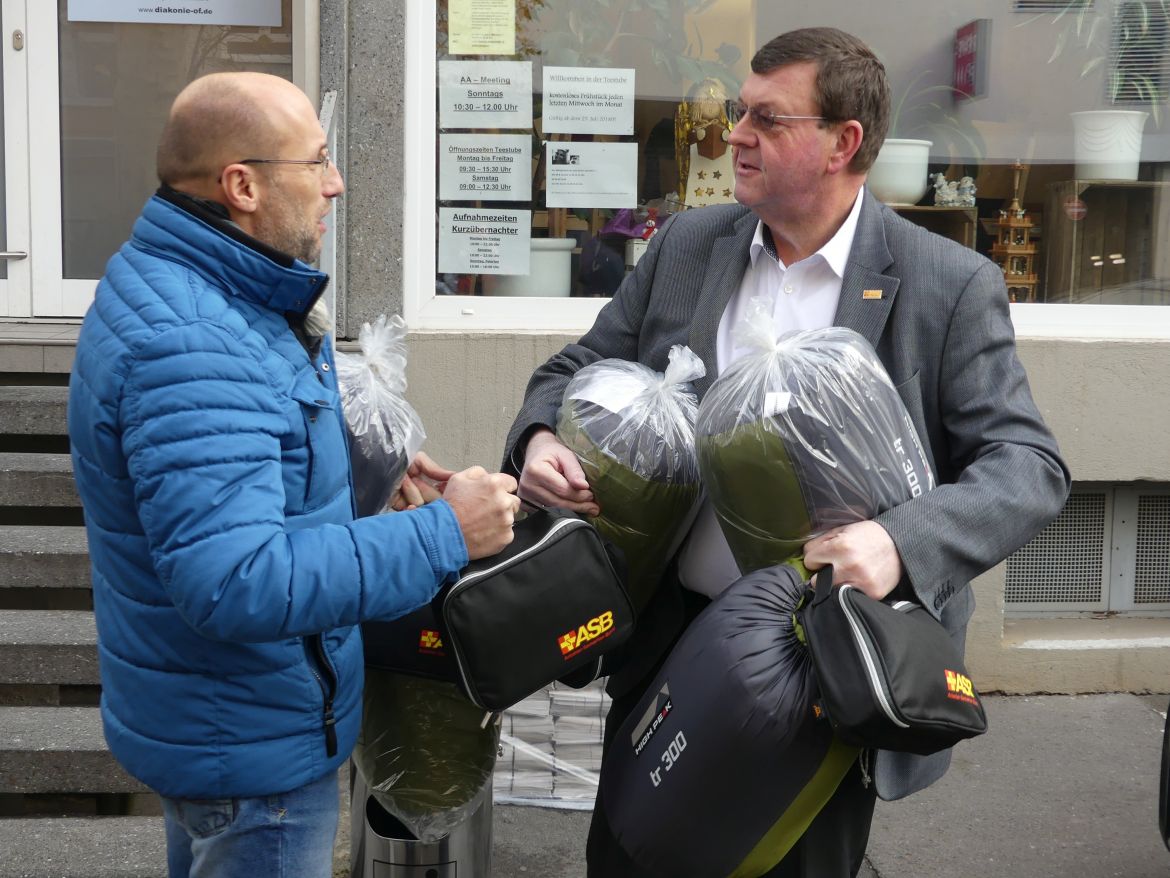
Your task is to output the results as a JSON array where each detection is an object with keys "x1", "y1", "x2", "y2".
[{"x1": 68, "y1": 193, "x2": 468, "y2": 799}]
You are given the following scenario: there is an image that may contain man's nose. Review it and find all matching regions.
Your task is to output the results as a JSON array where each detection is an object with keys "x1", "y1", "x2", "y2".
[
  {"x1": 325, "y1": 163, "x2": 345, "y2": 196},
  {"x1": 728, "y1": 114, "x2": 753, "y2": 148}
]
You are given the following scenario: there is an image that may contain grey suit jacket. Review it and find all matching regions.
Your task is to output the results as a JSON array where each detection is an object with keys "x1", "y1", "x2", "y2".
[{"x1": 504, "y1": 191, "x2": 1070, "y2": 800}]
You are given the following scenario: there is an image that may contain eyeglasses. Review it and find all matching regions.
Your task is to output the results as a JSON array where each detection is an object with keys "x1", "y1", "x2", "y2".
[
  {"x1": 240, "y1": 149, "x2": 332, "y2": 175},
  {"x1": 726, "y1": 99, "x2": 826, "y2": 132}
]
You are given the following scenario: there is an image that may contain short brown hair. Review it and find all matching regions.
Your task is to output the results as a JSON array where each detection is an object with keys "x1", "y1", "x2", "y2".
[{"x1": 751, "y1": 27, "x2": 890, "y2": 172}]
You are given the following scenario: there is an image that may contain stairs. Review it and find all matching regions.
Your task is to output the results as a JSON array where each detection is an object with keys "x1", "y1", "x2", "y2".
[{"x1": 0, "y1": 379, "x2": 167, "y2": 877}]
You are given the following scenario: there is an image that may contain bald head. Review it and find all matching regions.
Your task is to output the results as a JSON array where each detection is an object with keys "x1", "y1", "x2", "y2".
[{"x1": 156, "y1": 72, "x2": 314, "y2": 190}]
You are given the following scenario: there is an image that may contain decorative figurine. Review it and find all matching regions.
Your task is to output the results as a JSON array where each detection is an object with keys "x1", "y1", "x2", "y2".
[
  {"x1": 932, "y1": 172, "x2": 960, "y2": 206},
  {"x1": 957, "y1": 176, "x2": 976, "y2": 207},
  {"x1": 674, "y1": 78, "x2": 737, "y2": 209}
]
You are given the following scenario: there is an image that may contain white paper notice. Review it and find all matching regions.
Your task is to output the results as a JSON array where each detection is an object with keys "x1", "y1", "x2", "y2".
[
  {"x1": 68, "y1": 0, "x2": 280, "y2": 25},
  {"x1": 546, "y1": 142, "x2": 638, "y2": 209},
  {"x1": 439, "y1": 61, "x2": 532, "y2": 131},
  {"x1": 449, "y1": 0, "x2": 515, "y2": 55},
  {"x1": 439, "y1": 208, "x2": 531, "y2": 275},
  {"x1": 440, "y1": 135, "x2": 531, "y2": 201},
  {"x1": 543, "y1": 67, "x2": 635, "y2": 135}
]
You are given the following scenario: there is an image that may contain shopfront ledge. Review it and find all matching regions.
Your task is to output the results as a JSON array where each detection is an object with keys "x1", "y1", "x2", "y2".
[
  {"x1": 971, "y1": 616, "x2": 1170, "y2": 694},
  {"x1": 1003, "y1": 616, "x2": 1170, "y2": 651}
]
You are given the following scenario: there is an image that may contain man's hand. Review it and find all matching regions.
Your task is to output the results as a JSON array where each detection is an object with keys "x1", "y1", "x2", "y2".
[
  {"x1": 802, "y1": 520, "x2": 903, "y2": 600},
  {"x1": 518, "y1": 428, "x2": 600, "y2": 517},
  {"x1": 391, "y1": 451, "x2": 453, "y2": 511},
  {"x1": 443, "y1": 466, "x2": 521, "y2": 560}
]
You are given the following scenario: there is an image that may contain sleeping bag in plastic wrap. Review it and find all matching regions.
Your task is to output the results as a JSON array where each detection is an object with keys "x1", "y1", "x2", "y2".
[
  {"x1": 600, "y1": 563, "x2": 858, "y2": 877},
  {"x1": 697, "y1": 296, "x2": 934, "y2": 575},
  {"x1": 334, "y1": 314, "x2": 426, "y2": 517},
  {"x1": 352, "y1": 668, "x2": 499, "y2": 842},
  {"x1": 556, "y1": 345, "x2": 705, "y2": 612}
]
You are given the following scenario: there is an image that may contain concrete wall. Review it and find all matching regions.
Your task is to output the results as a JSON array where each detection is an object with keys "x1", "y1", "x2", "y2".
[{"x1": 403, "y1": 332, "x2": 1170, "y2": 694}]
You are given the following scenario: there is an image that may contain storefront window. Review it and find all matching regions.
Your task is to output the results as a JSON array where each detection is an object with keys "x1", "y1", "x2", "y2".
[{"x1": 418, "y1": 0, "x2": 1170, "y2": 330}]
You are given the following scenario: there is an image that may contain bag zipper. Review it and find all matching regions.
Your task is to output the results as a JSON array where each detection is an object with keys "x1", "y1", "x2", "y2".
[
  {"x1": 837, "y1": 585, "x2": 909, "y2": 729},
  {"x1": 448, "y1": 516, "x2": 583, "y2": 595}
]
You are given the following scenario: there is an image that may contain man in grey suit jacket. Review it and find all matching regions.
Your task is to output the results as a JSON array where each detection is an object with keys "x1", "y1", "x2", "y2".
[{"x1": 504, "y1": 27, "x2": 1069, "y2": 878}]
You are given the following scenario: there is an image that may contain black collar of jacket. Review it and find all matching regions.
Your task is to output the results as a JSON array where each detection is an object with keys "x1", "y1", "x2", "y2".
[{"x1": 155, "y1": 185, "x2": 323, "y2": 357}]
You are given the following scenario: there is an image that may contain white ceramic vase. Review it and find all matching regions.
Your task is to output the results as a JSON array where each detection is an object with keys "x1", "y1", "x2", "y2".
[
  {"x1": 1071, "y1": 110, "x2": 1149, "y2": 181},
  {"x1": 866, "y1": 138, "x2": 933, "y2": 206}
]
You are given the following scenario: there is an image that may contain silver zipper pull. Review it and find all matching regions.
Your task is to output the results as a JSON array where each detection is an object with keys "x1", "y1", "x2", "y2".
[{"x1": 859, "y1": 749, "x2": 872, "y2": 788}]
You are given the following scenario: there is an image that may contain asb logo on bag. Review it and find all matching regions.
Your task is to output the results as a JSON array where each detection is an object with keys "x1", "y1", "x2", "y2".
[
  {"x1": 418, "y1": 628, "x2": 445, "y2": 655},
  {"x1": 557, "y1": 610, "x2": 615, "y2": 660},
  {"x1": 944, "y1": 668, "x2": 979, "y2": 706}
]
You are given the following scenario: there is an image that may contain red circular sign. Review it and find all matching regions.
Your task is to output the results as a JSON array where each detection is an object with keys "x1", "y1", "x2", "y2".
[{"x1": 1064, "y1": 196, "x2": 1087, "y2": 221}]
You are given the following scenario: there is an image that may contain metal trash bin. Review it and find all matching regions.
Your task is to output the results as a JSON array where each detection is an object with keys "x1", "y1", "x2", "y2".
[{"x1": 350, "y1": 767, "x2": 493, "y2": 878}]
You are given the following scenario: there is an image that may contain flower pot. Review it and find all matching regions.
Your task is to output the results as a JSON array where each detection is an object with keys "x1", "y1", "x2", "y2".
[
  {"x1": 1071, "y1": 110, "x2": 1148, "y2": 181},
  {"x1": 481, "y1": 237, "x2": 574, "y2": 297},
  {"x1": 866, "y1": 138, "x2": 932, "y2": 206}
]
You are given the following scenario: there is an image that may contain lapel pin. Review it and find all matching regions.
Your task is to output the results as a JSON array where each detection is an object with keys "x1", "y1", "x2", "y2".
[{"x1": 862, "y1": 289, "x2": 883, "y2": 300}]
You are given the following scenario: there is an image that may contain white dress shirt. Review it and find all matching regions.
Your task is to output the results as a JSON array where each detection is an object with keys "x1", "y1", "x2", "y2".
[{"x1": 678, "y1": 189, "x2": 864, "y2": 597}]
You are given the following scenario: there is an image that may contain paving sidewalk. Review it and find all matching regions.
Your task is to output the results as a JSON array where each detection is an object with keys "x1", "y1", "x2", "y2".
[
  {"x1": 489, "y1": 693, "x2": 1170, "y2": 878},
  {"x1": 5, "y1": 694, "x2": 1165, "y2": 876}
]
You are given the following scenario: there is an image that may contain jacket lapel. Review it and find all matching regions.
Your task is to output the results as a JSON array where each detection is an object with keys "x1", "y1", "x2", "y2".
[
  {"x1": 834, "y1": 190, "x2": 899, "y2": 348},
  {"x1": 691, "y1": 211, "x2": 758, "y2": 397}
]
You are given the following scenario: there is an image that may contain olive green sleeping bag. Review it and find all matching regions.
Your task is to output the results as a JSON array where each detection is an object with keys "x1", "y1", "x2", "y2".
[
  {"x1": 697, "y1": 318, "x2": 933, "y2": 575},
  {"x1": 353, "y1": 668, "x2": 499, "y2": 843},
  {"x1": 556, "y1": 345, "x2": 704, "y2": 612}
]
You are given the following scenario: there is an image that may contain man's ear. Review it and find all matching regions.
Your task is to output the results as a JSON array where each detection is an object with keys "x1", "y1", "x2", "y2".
[
  {"x1": 827, "y1": 120, "x2": 864, "y2": 175},
  {"x1": 219, "y1": 163, "x2": 262, "y2": 215}
]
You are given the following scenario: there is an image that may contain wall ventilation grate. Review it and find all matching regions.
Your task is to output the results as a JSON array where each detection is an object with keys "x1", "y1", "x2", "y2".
[
  {"x1": 1134, "y1": 493, "x2": 1170, "y2": 604},
  {"x1": 1005, "y1": 491, "x2": 1106, "y2": 605}
]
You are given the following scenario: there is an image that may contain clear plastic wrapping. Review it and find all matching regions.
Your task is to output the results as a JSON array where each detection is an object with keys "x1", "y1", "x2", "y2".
[
  {"x1": 353, "y1": 669, "x2": 500, "y2": 843},
  {"x1": 696, "y1": 297, "x2": 934, "y2": 576},
  {"x1": 556, "y1": 345, "x2": 705, "y2": 611},
  {"x1": 334, "y1": 314, "x2": 426, "y2": 517}
]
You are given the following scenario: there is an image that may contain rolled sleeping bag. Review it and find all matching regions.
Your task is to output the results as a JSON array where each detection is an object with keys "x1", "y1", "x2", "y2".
[
  {"x1": 335, "y1": 314, "x2": 426, "y2": 517},
  {"x1": 600, "y1": 563, "x2": 858, "y2": 877},
  {"x1": 353, "y1": 668, "x2": 499, "y2": 843},
  {"x1": 556, "y1": 345, "x2": 704, "y2": 612},
  {"x1": 697, "y1": 323, "x2": 933, "y2": 575}
]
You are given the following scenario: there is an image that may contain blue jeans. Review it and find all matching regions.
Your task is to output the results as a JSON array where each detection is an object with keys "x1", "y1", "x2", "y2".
[{"x1": 162, "y1": 770, "x2": 339, "y2": 878}]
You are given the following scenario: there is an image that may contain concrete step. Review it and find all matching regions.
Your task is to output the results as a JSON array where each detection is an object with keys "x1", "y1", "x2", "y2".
[
  {"x1": 0, "y1": 817, "x2": 165, "y2": 877},
  {"x1": 0, "y1": 453, "x2": 79, "y2": 508},
  {"x1": 0, "y1": 526, "x2": 89, "y2": 589},
  {"x1": 0, "y1": 706, "x2": 145, "y2": 794},
  {"x1": 0, "y1": 386, "x2": 68, "y2": 436},
  {"x1": 0, "y1": 610, "x2": 98, "y2": 685}
]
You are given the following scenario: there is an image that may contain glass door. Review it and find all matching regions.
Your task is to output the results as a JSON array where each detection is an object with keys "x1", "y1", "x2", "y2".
[{"x1": 5, "y1": 0, "x2": 299, "y2": 318}]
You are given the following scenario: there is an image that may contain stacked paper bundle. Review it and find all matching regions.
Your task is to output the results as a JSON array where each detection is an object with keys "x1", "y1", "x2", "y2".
[{"x1": 494, "y1": 680, "x2": 611, "y2": 808}]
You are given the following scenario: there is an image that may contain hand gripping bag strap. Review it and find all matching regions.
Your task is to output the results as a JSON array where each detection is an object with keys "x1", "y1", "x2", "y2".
[
  {"x1": 440, "y1": 505, "x2": 633, "y2": 712},
  {"x1": 800, "y1": 566, "x2": 988, "y2": 756}
]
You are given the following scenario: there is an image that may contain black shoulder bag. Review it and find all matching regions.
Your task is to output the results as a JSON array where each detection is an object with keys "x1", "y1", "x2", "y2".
[{"x1": 797, "y1": 566, "x2": 988, "y2": 756}]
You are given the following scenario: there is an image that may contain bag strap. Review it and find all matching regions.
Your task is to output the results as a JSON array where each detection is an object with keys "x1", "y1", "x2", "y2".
[{"x1": 810, "y1": 564, "x2": 835, "y2": 607}]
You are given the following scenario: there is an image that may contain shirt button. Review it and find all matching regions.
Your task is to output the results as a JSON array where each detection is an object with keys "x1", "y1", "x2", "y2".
[
  {"x1": 321, "y1": 363, "x2": 331, "y2": 372},
  {"x1": 783, "y1": 284, "x2": 794, "y2": 294}
]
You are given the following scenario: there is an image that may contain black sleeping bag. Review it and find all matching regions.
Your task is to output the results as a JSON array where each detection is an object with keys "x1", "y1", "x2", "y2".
[{"x1": 600, "y1": 564, "x2": 858, "y2": 878}]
